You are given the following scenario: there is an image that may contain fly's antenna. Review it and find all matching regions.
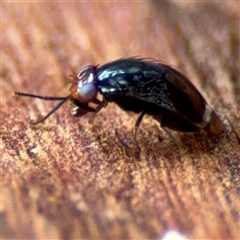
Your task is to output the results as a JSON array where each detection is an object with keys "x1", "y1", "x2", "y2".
[
  {"x1": 13, "y1": 92, "x2": 71, "y2": 124},
  {"x1": 14, "y1": 92, "x2": 68, "y2": 101}
]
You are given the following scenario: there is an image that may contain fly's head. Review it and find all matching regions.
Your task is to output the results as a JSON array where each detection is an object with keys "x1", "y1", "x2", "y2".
[
  {"x1": 70, "y1": 65, "x2": 98, "y2": 104},
  {"x1": 69, "y1": 65, "x2": 106, "y2": 117}
]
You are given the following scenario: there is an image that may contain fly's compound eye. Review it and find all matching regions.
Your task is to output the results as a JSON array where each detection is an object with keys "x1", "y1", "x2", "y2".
[{"x1": 77, "y1": 83, "x2": 98, "y2": 103}]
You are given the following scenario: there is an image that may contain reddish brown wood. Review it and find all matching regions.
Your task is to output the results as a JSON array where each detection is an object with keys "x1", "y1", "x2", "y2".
[{"x1": 1, "y1": 2, "x2": 239, "y2": 239}]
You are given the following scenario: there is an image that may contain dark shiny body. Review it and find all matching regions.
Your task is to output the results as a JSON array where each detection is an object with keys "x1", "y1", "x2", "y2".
[
  {"x1": 92, "y1": 58, "x2": 223, "y2": 133},
  {"x1": 14, "y1": 58, "x2": 224, "y2": 135}
]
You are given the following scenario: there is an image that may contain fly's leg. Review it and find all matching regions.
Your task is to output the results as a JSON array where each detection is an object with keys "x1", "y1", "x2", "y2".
[
  {"x1": 134, "y1": 111, "x2": 146, "y2": 147},
  {"x1": 95, "y1": 99, "x2": 108, "y2": 113},
  {"x1": 71, "y1": 98, "x2": 108, "y2": 117}
]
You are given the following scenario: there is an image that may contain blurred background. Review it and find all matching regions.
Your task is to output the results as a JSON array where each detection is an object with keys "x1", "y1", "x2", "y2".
[{"x1": 1, "y1": 2, "x2": 239, "y2": 239}]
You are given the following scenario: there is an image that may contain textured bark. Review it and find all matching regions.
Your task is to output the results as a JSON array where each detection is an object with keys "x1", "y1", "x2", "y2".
[{"x1": 1, "y1": 2, "x2": 239, "y2": 239}]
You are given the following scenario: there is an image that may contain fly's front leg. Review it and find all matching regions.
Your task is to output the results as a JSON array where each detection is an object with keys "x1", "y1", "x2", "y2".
[{"x1": 71, "y1": 98, "x2": 108, "y2": 117}]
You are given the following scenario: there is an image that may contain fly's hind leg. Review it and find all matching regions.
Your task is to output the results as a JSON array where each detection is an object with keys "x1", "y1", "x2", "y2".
[{"x1": 153, "y1": 114, "x2": 182, "y2": 147}]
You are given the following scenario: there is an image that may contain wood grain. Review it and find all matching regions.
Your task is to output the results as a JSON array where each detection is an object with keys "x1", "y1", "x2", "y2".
[{"x1": 1, "y1": 2, "x2": 239, "y2": 239}]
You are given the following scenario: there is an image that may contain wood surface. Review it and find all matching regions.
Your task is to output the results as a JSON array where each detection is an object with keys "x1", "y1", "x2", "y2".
[{"x1": 1, "y1": 2, "x2": 240, "y2": 239}]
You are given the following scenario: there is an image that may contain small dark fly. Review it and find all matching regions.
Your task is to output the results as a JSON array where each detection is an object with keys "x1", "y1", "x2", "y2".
[{"x1": 14, "y1": 58, "x2": 224, "y2": 139}]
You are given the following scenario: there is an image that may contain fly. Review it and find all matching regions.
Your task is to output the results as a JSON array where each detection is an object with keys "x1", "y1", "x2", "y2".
[{"x1": 14, "y1": 58, "x2": 225, "y2": 139}]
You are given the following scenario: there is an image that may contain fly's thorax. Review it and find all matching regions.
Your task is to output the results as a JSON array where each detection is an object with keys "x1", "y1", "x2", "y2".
[{"x1": 95, "y1": 59, "x2": 165, "y2": 98}]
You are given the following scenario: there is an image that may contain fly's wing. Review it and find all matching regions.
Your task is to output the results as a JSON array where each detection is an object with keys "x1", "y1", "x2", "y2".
[
  {"x1": 161, "y1": 65, "x2": 224, "y2": 133},
  {"x1": 132, "y1": 63, "x2": 224, "y2": 133},
  {"x1": 163, "y1": 66, "x2": 206, "y2": 125},
  {"x1": 129, "y1": 63, "x2": 205, "y2": 123},
  {"x1": 163, "y1": 65, "x2": 207, "y2": 115}
]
